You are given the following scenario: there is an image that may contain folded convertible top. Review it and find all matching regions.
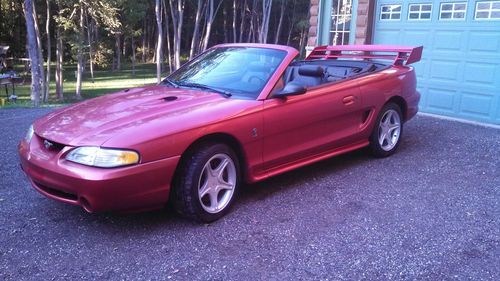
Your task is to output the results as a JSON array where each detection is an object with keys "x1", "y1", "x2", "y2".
[{"x1": 306, "y1": 45, "x2": 423, "y2": 66}]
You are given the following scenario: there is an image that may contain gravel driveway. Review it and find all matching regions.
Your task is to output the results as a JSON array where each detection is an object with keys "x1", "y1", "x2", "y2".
[{"x1": 0, "y1": 108, "x2": 499, "y2": 280}]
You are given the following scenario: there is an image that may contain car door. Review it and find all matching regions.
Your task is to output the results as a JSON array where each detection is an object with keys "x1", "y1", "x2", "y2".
[{"x1": 261, "y1": 80, "x2": 364, "y2": 171}]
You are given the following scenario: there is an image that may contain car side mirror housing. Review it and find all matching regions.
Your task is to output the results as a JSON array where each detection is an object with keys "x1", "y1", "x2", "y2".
[{"x1": 274, "y1": 83, "x2": 307, "y2": 98}]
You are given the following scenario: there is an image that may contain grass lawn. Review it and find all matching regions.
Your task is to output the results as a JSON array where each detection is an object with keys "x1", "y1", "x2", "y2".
[{"x1": 1, "y1": 63, "x2": 161, "y2": 108}]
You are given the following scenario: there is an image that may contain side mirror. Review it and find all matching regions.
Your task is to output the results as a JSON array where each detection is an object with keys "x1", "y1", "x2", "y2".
[{"x1": 274, "y1": 82, "x2": 307, "y2": 98}]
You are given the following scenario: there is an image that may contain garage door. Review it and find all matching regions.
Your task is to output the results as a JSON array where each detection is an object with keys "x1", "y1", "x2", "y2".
[{"x1": 373, "y1": 0, "x2": 500, "y2": 125}]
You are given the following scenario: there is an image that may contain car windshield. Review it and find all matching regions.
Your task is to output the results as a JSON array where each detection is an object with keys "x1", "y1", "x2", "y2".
[{"x1": 164, "y1": 47, "x2": 287, "y2": 99}]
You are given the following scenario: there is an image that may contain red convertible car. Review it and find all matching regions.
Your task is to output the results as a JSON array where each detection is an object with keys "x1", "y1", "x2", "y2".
[{"x1": 19, "y1": 43, "x2": 422, "y2": 222}]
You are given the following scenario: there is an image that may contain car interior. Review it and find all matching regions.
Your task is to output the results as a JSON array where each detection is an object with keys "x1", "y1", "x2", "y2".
[{"x1": 282, "y1": 60, "x2": 387, "y2": 88}]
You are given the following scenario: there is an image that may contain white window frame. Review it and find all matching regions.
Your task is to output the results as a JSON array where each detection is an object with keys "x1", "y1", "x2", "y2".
[
  {"x1": 380, "y1": 4, "x2": 402, "y2": 21},
  {"x1": 408, "y1": 3, "x2": 433, "y2": 21},
  {"x1": 474, "y1": 1, "x2": 500, "y2": 20},
  {"x1": 439, "y1": 2, "x2": 467, "y2": 20}
]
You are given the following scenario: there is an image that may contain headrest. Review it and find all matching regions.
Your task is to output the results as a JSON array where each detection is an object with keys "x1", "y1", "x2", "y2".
[{"x1": 298, "y1": 65, "x2": 324, "y2": 77}]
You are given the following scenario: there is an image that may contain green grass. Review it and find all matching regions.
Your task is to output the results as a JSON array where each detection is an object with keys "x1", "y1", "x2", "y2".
[{"x1": 1, "y1": 63, "x2": 162, "y2": 107}]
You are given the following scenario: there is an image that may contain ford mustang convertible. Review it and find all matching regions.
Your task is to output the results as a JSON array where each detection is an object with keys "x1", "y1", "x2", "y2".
[{"x1": 19, "y1": 43, "x2": 422, "y2": 222}]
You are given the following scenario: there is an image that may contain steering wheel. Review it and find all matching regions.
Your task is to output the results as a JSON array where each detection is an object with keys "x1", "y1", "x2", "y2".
[{"x1": 248, "y1": 76, "x2": 265, "y2": 86}]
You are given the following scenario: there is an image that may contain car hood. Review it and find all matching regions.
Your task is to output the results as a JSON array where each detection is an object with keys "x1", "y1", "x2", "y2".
[{"x1": 34, "y1": 85, "x2": 248, "y2": 146}]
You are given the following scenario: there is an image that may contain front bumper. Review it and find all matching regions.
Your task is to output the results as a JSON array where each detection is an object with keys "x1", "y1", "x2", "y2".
[{"x1": 18, "y1": 135, "x2": 180, "y2": 212}]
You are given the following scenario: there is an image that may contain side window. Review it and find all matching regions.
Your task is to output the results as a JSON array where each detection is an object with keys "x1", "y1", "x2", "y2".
[
  {"x1": 408, "y1": 3, "x2": 433, "y2": 20},
  {"x1": 475, "y1": 1, "x2": 500, "y2": 20},
  {"x1": 380, "y1": 5, "x2": 402, "y2": 20},
  {"x1": 439, "y1": 2, "x2": 467, "y2": 20}
]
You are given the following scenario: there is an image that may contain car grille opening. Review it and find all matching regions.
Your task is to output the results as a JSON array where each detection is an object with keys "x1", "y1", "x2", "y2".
[
  {"x1": 41, "y1": 139, "x2": 66, "y2": 152},
  {"x1": 34, "y1": 181, "x2": 78, "y2": 201}
]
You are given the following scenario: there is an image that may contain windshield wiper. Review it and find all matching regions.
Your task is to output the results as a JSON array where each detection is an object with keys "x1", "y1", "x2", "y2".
[
  {"x1": 163, "y1": 78, "x2": 179, "y2": 88},
  {"x1": 177, "y1": 81, "x2": 232, "y2": 98}
]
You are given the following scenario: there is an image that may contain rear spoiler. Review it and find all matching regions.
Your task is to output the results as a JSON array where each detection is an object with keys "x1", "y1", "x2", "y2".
[{"x1": 306, "y1": 45, "x2": 423, "y2": 66}]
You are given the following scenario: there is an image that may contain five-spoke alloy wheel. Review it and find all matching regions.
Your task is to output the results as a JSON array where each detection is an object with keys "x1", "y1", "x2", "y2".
[
  {"x1": 172, "y1": 143, "x2": 240, "y2": 222},
  {"x1": 369, "y1": 103, "x2": 403, "y2": 157}
]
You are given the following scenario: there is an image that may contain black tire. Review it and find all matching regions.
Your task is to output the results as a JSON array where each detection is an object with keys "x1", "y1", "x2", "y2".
[
  {"x1": 369, "y1": 102, "x2": 404, "y2": 158},
  {"x1": 172, "y1": 143, "x2": 240, "y2": 222}
]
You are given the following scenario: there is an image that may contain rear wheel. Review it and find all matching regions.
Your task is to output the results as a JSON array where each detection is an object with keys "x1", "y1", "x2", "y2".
[
  {"x1": 369, "y1": 103, "x2": 403, "y2": 157},
  {"x1": 172, "y1": 143, "x2": 240, "y2": 222}
]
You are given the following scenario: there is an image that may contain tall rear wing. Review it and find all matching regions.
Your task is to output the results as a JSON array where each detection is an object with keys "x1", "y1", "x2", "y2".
[{"x1": 305, "y1": 45, "x2": 423, "y2": 66}]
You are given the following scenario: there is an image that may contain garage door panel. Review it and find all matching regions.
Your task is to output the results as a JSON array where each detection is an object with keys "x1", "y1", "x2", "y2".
[
  {"x1": 463, "y1": 62, "x2": 497, "y2": 87},
  {"x1": 433, "y1": 31, "x2": 464, "y2": 51},
  {"x1": 459, "y1": 91, "x2": 494, "y2": 118},
  {"x1": 374, "y1": 0, "x2": 500, "y2": 124},
  {"x1": 374, "y1": 30, "x2": 401, "y2": 44},
  {"x1": 430, "y1": 60, "x2": 460, "y2": 81},
  {"x1": 402, "y1": 30, "x2": 432, "y2": 46},
  {"x1": 468, "y1": 31, "x2": 500, "y2": 54},
  {"x1": 427, "y1": 88, "x2": 457, "y2": 112}
]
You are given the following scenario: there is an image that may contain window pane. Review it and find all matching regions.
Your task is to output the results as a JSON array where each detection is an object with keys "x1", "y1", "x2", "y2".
[
  {"x1": 453, "y1": 12, "x2": 465, "y2": 18},
  {"x1": 455, "y1": 3, "x2": 466, "y2": 10},
  {"x1": 382, "y1": 6, "x2": 390, "y2": 12},
  {"x1": 442, "y1": 4, "x2": 453, "y2": 10},
  {"x1": 476, "y1": 11, "x2": 489, "y2": 18},
  {"x1": 477, "y1": 2, "x2": 490, "y2": 9},
  {"x1": 422, "y1": 4, "x2": 432, "y2": 11},
  {"x1": 421, "y1": 12, "x2": 431, "y2": 19},
  {"x1": 410, "y1": 5, "x2": 420, "y2": 12},
  {"x1": 493, "y1": 2, "x2": 500, "y2": 9},
  {"x1": 441, "y1": 12, "x2": 452, "y2": 18},
  {"x1": 392, "y1": 13, "x2": 401, "y2": 19},
  {"x1": 491, "y1": 11, "x2": 500, "y2": 18},
  {"x1": 393, "y1": 5, "x2": 402, "y2": 12},
  {"x1": 381, "y1": 13, "x2": 390, "y2": 19},
  {"x1": 409, "y1": 12, "x2": 419, "y2": 19}
]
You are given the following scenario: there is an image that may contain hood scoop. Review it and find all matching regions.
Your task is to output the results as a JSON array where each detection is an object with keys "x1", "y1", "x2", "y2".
[{"x1": 163, "y1": 96, "x2": 178, "y2": 102}]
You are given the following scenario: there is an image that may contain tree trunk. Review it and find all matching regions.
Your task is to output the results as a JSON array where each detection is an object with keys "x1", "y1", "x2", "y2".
[
  {"x1": 247, "y1": 0, "x2": 256, "y2": 43},
  {"x1": 189, "y1": 0, "x2": 203, "y2": 59},
  {"x1": 45, "y1": 0, "x2": 51, "y2": 101},
  {"x1": 155, "y1": 0, "x2": 163, "y2": 82},
  {"x1": 75, "y1": 2, "x2": 84, "y2": 99},
  {"x1": 115, "y1": 34, "x2": 121, "y2": 71},
  {"x1": 232, "y1": 0, "x2": 237, "y2": 42},
  {"x1": 162, "y1": 0, "x2": 173, "y2": 73},
  {"x1": 55, "y1": 26, "x2": 63, "y2": 101},
  {"x1": 86, "y1": 11, "x2": 94, "y2": 82},
  {"x1": 32, "y1": 2, "x2": 46, "y2": 102},
  {"x1": 223, "y1": 3, "x2": 228, "y2": 43},
  {"x1": 274, "y1": 0, "x2": 285, "y2": 44},
  {"x1": 201, "y1": 0, "x2": 214, "y2": 51},
  {"x1": 131, "y1": 36, "x2": 136, "y2": 76},
  {"x1": 169, "y1": 0, "x2": 184, "y2": 70},
  {"x1": 286, "y1": 0, "x2": 297, "y2": 46},
  {"x1": 239, "y1": 0, "x2": 246, "y2": 43},
  {"x1": 259, "y1": 0, "x2": 272, "y2": 43},
  {"x1": 142, "y1": 19, "x2": 147, "y2": 63},
  {"x1": 23, "y1": 0, "x2": 41, "y2": 107}
]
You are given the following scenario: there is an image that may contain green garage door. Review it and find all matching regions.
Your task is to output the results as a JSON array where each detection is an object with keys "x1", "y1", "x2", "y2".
[{"x1": 373, "y1": 0, "x2": 500, "y2": 125}]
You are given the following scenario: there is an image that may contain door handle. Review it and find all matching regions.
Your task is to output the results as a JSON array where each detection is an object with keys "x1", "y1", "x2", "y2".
[{"x1": 342, "y1": 95, "x2": 356, "y2": 105}]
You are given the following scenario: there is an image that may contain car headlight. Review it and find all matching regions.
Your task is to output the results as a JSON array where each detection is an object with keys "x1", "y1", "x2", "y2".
[
  {"x1": 66, "y1": 146, "x2": 139, "y2": 168},
  {"x1": 25, "y1": 125, "x2": 34, "y2": 143}
]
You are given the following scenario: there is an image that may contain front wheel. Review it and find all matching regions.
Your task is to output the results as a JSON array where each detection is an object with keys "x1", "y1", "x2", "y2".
[
  {"x1": 172, "y1": 143, "x2": 240, "y2": 222},
  {"x1": 369, "y1": 103, "x2": 403, "y2": 158}
]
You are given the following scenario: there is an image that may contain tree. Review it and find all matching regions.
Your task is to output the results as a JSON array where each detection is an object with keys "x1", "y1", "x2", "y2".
[
  {"x1": 169, "y1": 0, "x2": 184, "y2": 70},
  {"x1": 259, "y1": 0, "x2": 272, "y2": 43},
  {"x1": 155, "y1": 0, "x2": 162, "y2": 82},
  {"x1": 23, "y1": 0, "x2": 41, "y2": 107},
  {"x1": 189, "y1": 0, "x2": 204, "y2": 59},
  {"x1": 201, "y1": 0, "x2": 223, "y2": 52},
  {"x1": 45, "y1": 0, "x2": 51, "y2": 101},
  {"x1": 32, "y1": 2, "x2": 46, "y2": 102},
  {"x1": 274, "y1": 0, "x2": 285, "y2": 44}
]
